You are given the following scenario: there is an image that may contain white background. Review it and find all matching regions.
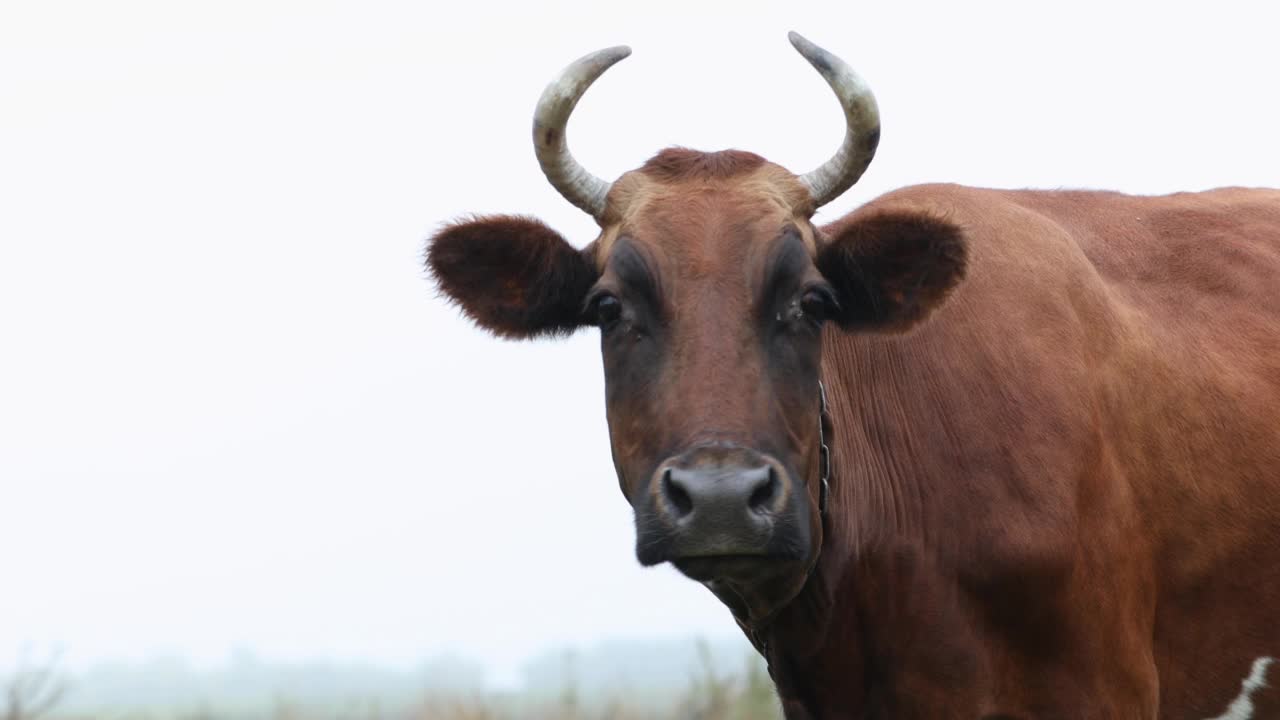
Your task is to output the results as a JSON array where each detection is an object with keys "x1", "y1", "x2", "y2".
[{"x1": 2, "y1": 0, "x2": 1278, "y2": 683}]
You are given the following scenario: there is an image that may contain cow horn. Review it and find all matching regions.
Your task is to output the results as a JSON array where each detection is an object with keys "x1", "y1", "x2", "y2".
[
  {"x1": 788, "y1": 32, "x2": 881, "y2": 209},
  {"x1": 532, "y1": 45, "x2": 631, "y2": 219}
]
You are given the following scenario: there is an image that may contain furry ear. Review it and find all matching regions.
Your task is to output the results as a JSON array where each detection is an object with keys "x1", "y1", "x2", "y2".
[
  {"x1": 816, "y1": 210, "x2": 968, "y2": 333},
  {"x1": 427, "y1": 215, "x2": 598, "y2": 339}
]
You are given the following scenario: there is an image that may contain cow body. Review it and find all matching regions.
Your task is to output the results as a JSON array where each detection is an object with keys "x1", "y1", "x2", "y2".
[
  {"x1": 764, "y1": 184, "x2": 1280, "y2": 718},
  {"x1": 427, "y1": 35, "x2": 1280, "y2": 720}
]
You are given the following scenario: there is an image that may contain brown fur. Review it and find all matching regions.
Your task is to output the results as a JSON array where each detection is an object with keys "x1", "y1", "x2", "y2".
[
  {"x1": 426, "y1": 214, "x2": 597, "y2": 339},
  {"x1": 638, "y1": 147, "x2": 769, "y2": 182},
  {"x1": 766, "y1": 184, "x2": 1280, "y2": 718},
  {"x1": 428, "y1": 149, "x2": 1280, "y2": 718},
  {"x1": 818, "y1": 209, "x2": 969, "y2": 331}
]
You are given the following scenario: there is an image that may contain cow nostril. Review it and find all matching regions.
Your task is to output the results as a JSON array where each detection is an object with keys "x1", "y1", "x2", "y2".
[
  {"x1": 663, "y1": 468, "x2": 693, "y2": 517},
  {"x1": 747, "y1": 466, "x2": 777, "y2": 512}
]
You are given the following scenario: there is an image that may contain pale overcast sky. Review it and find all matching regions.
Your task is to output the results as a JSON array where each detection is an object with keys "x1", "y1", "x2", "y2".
[{"x1": 2, "y1": 0, "x2": 1278, "y2": 683}]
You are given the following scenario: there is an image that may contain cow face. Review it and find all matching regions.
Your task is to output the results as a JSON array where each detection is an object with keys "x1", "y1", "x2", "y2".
[
  {"x1": 428, "y1": 148, "x2": 966, "y2": 615},
  {"x1": 584, "y1": 151, "x2": 828, "y2": 599}
]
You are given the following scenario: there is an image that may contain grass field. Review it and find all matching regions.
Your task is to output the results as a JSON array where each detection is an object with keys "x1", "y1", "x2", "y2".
[{"x1": 9, "y1": 643, "x2": 784, "y2": 720}]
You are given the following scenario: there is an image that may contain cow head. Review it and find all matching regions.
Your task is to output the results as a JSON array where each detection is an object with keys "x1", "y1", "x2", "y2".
[{"x1": 428, "y1": 34, "x2": 967, "y2": 621}]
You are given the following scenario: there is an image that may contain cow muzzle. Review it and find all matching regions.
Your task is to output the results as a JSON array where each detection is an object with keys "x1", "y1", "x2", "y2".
[{"x1": 634, "y1": 444, "x2": 811, "y2": 581}]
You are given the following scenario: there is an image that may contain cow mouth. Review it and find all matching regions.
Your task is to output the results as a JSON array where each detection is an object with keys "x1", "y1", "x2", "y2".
[{"x1": 671, "y1": 554, "x2": 784, "y2": 582}]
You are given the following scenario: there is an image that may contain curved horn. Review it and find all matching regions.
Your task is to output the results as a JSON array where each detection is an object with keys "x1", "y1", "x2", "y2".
[
  {"x1": 532, "y1": 46, "x2": 631, "y2": 219},
  {"x1": 788, "y1": 32, "x2": 881, "y2": 209}
]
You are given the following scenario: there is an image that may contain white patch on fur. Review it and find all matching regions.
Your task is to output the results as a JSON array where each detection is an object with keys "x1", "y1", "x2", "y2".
[{"x1": 1207, "y1": 656, "x2": 1274, "y2": 720}]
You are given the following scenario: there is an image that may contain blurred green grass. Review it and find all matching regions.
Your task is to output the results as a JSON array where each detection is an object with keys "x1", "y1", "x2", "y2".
[
  {"x1": 410, "y1": 644, "x2": 781, "y2": 719},
  {"x1": 15, "y1": 642, "x2": 784, "y2": 720}
]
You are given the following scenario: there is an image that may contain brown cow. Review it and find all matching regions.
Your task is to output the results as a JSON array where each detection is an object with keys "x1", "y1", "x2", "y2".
[{"x1": 427, "y1": 34, "x2": 1280, "y2": 719}]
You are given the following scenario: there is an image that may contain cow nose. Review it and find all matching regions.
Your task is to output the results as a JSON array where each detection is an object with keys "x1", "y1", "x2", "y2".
[
  {"x1": 633, "y1": 448, "x2": 805, "y2": 569},
  {"x1": 661, "y1": 464, "x2": 778, "y2": 520}
]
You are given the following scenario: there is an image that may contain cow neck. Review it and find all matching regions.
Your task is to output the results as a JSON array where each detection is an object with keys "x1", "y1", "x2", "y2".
[{"x1": 733, "y1": 380, "x2": 833, "y2": 664}]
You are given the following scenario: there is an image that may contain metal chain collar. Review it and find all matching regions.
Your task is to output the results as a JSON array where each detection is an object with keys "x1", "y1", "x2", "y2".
[{"x1": 818, "y1": 380, "x2": 831, "y2": 516}]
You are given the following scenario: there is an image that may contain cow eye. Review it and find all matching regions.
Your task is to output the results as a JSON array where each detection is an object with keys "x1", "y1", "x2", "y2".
[
  {"x1": 799, "y1": 287, "x2": 837, "y2": 325},
  {"x1": 590, "y1": 294, "x2": 623, "y2": 330}
]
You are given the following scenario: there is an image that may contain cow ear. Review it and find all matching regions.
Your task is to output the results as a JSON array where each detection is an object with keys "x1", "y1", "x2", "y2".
[
  {"x1": 816, "y1": 210, "x2": 968, "y2": 333},
  {"x1": 427, "y1": 215, "x2": 599, "y2": 339}
]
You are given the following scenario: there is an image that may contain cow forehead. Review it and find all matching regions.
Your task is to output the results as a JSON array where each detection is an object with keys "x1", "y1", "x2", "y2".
[{"x1": 593, "y1": 162, "x2": 818, "y2": 278}]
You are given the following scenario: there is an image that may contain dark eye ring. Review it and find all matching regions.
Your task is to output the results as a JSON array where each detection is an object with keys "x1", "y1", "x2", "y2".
[{"x1": 591, "y1": 294, "x2": 623, "y2": 330}]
